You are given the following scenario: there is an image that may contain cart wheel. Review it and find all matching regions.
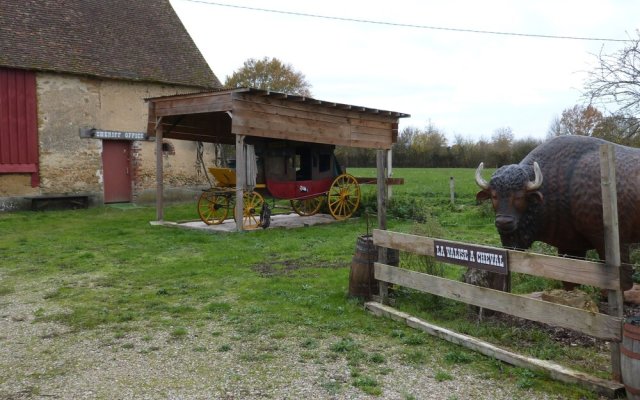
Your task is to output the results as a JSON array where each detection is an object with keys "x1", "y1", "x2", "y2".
[
  {"x1": 197, "y1": 190, "x2": 229, "y2": 225},
  {"x1": 327, "y1": 173, "x2": 361, "y2": 220},
  {"x1": 291, "y1": 196, "x2": 324, "y2": 216},
  {"x1": 242, "y1": 191, "x2": 264, "y2": 229}
]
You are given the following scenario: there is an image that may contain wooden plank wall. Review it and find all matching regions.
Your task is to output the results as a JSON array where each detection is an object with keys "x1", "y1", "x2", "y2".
[
  {"x1": 146, "y1": 91, "x2": 400, "y2": 148},
  {"x1": 232, "y1": 93, "x2": 397, "y2": 149},
  {"x1": 147, "y1": 96, "x2": 234, "y2": 143},
  {"x1": 153, "y1": 91, "x2": 234, "y2": 117}
]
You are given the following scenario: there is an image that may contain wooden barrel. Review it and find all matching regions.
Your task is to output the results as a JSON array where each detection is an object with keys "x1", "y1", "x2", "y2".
[
  {"x1": 622, "y1": 317, "x2": 640, "y2": 400},
  {"x1": 349, "y1": 235, "x2": 378, "y2": 298}
]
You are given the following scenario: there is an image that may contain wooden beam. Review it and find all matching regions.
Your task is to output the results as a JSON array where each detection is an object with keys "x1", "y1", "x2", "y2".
[
  {"x1": 373, "y1": 263, "x2": 622, "y2": 340},
  {"x1": 268, "y1": 92, "x2": 288, "y2": 99},
  {"x1": 599, "y1": 144, "x2": 624, "y2": 382},
  {"x1": 235, "y1": 135, "x2": 245, "y2": 232},
  {"x1": 372, "y1": 230, "x2": 621, "y2": 290},
  {"x1": 376, "y1": 150, "x2": 388, "y2": 232},
  {"x1": 153, "y1": 95, "x2": 233, "y2": 116},
  {"x1": 155, "y1": 118, "x2": 164, "y2": 222},
  {"x1": 354, "y1": 177, "x2": 404, "y2": 185},
  {"x1": 233, "y1": 108, "x2": 351, "y2": 139},
  {"x1": 234, "y1": 94, "x2": 401, "y2": 125},
  {"x1": 233, "y1": 98, "x2": 350, "y2": 125},
  {"x1": 349, "y1": 138, "x2": 393, "y2": 150},
  {"x1": 376, "y1": 150, "x2": 389, "y2": 301},
  {"x1": 162, "y1": 132, "x2": 235, "y2": 145},
  {"x1": 365, "y1": 302, "x2": 625, "y2": 398},
  {"x1": 159, "y1": 123, "x2": 226, "y2": 136}
]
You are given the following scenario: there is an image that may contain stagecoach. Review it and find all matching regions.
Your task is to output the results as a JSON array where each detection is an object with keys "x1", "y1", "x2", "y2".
[{"x1": 197, "y1": 139, "x2": 363, "y2": 229}]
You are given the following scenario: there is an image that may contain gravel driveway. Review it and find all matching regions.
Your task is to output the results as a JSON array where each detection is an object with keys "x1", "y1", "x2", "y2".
[{"x1": 0, "y1": 281, "x2": 589, "y2": 400}]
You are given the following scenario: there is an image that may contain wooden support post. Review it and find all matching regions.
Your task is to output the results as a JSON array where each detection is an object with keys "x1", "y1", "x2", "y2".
[
  {"x1": 155, "y1": 117, "x2": 164, "y2": 222},
  {"x1": 449, "y1": 176, "x2": 455, "y2": 204},
  {"x1": 387, "y1": 150, "x2": 393, "y2": 200},
  {"x1": 377, "y1": 149, "x2": 389, "y2": 301},
  {"x1": 235, "y1": 134, "x2": 246, "y2": 232},
  {"x1": 599, "y1": 143, "x2": 624, "y2": 382}
]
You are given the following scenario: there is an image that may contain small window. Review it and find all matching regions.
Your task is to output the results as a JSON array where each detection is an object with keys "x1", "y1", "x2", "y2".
[
  {"x1": 161, "y1": 141, "x2": 175, "y2": 156},
  {"x1": 318, "y1": 154, "x2": 331, "y2": 173},
  {"x1": 295, "y1": 148, "x2": 312, "y2": 181}
]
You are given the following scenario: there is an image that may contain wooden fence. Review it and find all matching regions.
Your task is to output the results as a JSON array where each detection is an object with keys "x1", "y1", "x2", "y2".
[
  {"x1": 368, "y1": 229, "x2": 624, "y2": 396},
  {"x1": 365, "y1": 144, "x2": 627, "y2": 398}
]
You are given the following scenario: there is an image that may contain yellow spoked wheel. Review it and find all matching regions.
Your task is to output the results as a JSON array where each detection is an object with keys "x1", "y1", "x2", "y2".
[
  {"x1": 197, "y1": 190, "x2": 229, "y2": 225},
  {"x1": 327, "y1": 173, "x2": 361, "y2": 220},
  {"x1": 242, "y1": 191, "x2": 264, "y2": 229},
  {"x1": 291, "y1": 196, "x2": 324, "y2": 216}
]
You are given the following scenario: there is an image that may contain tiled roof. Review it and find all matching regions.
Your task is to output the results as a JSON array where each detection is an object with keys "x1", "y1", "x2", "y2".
[{"x1": 0, "y1": 0, "x2": 221, "y2": 89}]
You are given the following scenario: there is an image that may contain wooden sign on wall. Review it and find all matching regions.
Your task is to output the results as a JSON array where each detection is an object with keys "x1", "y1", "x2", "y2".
[{"x1": 80, "y1": 128, "x2": 148, "y2": 141}]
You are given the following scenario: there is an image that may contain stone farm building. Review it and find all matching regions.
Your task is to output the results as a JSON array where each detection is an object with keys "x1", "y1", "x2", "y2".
[{"x1": 0, "y1": 0, "x2": 222, "y2": 210}]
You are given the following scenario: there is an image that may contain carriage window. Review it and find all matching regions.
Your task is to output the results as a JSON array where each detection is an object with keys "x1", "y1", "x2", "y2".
[
  {"x1": 294, "y1": 154, "x2": 301, "y2": 171},
  {"x1": 318, "y1": 154, "x2": 331, "y2": 173},
  {"x1": 295, "y1": 148, "x2": 312, "y2": 180}
]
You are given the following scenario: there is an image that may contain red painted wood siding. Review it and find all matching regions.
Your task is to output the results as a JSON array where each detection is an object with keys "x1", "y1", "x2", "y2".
[{"x1": 0, "y1": 68, "x2": 39, "y2": 186}]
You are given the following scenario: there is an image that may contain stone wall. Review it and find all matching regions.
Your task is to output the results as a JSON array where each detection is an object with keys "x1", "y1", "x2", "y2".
[{"x1": 0, "y1": 72, "x2": 217, "y2": 210}]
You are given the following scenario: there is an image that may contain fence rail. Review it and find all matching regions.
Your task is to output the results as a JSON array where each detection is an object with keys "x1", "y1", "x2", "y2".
[
  {"x1": 369, "y1": 227, "x2": 625, "y2": 397},
  {"x1": 373, "y1": 229, "x2": 621, "y2": 290},
  {"x1": 374, "y1": 261, "x2": 621, "y2": 340}
]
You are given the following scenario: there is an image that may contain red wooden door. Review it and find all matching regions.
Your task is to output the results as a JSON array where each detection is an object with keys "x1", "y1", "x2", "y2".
[{"x1": 102, "y1": 140, "x2": 132, "y2": 203}]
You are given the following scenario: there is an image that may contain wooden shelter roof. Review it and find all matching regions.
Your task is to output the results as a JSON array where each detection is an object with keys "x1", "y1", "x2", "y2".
[{"x1": 146, "y1": 88, "x2": 410, "y2": 149}]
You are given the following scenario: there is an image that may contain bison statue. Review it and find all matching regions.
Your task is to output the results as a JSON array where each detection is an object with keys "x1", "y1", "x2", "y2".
[{"x1": 475, "y1": 135, "x2": 637, "y2": 290}]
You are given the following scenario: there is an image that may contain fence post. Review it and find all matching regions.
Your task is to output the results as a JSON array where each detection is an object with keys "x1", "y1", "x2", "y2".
[
  {"x1": 387, "y1": 150, "x2": 393, "y2": 200},
  {"x1": 599, "y1": 143, "x2": 624, "y2": 382},
  {"x1": 155, "y1": 117, "x2": 164, "y2": 222},
  {"x1": 377, "y1": 149, "x2": 389, "y2": 302},
  {"x1": 449, "y1": 176, "x2": 455, "y2": 204}
]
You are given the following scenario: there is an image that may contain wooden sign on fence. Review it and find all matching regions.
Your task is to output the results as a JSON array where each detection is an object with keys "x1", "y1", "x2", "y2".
[{"x1": 434, "y1": 239, "x2": 509, "y2": 274}]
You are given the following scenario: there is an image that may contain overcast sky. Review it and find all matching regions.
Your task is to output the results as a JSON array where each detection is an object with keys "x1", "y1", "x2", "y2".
[{"x1": 170, "y1": 0, "x2": 639, "y2": 142}]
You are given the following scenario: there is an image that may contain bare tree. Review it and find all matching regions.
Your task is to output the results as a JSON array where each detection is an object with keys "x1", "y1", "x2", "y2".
[
  {"x1": 547, "y1": 116, "x2": 562, "y2": 138},
  {"x1": 450, "y1": 134, "x2": 474, "y2": 167},
  {"x1": 593, "y1": 114, "x2": 640, "y2": 146},
  {"x1": 490, "y1": 127, "x2": 514, "y2": 167},
  {"x1": 511, "y1": 137, "x2": 542, "y2": 162},
  {"x1": 584, "y1": 30, "x2": 640, "y2": 137},
  {"x1": 549, "y1": 104, "x2": 640, "y2": 146}
]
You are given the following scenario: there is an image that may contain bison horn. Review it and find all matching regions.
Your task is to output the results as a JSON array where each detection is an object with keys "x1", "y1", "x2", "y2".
[
  {"x1": 475, "y1": 162, "x2": 490, "y2": 190},
  {"x1": 526, "y1": 162, "x2": 543, "y2": 191}
]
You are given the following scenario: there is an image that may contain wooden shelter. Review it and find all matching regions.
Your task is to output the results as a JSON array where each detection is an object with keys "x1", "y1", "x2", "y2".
[{"x1": 146, "y1": 88, "x2": 410, "y2": 231}]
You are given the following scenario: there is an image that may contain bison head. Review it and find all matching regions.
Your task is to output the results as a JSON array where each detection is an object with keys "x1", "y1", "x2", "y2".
[{"x1": 475, "y1": 162, "x2": 544, "y2": 248}]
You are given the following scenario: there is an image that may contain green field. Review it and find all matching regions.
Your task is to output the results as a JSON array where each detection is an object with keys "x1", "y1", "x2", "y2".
[{"x1": 0, "y1": 168, "x2": 616, "y2": 399}]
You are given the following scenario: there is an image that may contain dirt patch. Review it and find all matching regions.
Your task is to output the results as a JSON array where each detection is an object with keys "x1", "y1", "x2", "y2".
[{"x1": 252, "y1": 258, "x2": 345, "y2": 277}]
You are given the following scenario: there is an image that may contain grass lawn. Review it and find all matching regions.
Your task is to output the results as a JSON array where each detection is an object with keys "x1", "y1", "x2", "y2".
[{"x1": 0, "y1": 168, "x2": 617, "y2": 399}]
